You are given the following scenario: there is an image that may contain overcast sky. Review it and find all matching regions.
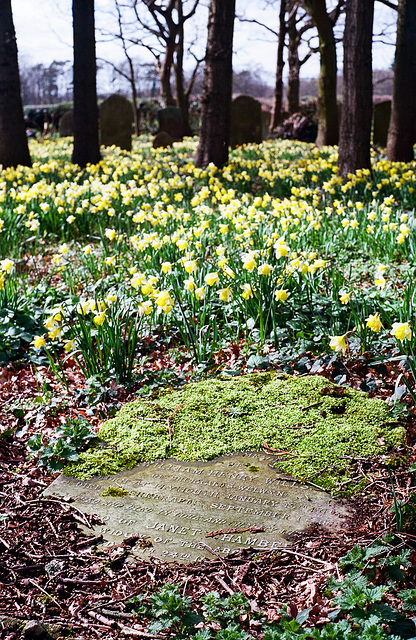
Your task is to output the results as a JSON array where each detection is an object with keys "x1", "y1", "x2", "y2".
[{"x1": 12, "y1": 0, "x2": 396, "y2": 82}]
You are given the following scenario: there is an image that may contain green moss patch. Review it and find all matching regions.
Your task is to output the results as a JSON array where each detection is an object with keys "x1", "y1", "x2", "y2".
[
  {"x1": 101, "y1": 486, "x2": 129, "y2": 497},
  {"x1": 66, "y1": 373, "x2": 405, "y2": 492}
]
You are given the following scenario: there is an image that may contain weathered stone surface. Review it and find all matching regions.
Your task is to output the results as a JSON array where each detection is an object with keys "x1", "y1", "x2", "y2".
[
  {"x1": 45, "y1": 452, "x2": 349, "y2": 563},
  {"x1": 24, "y1": 620, "x2": 53, "y2": 640},
  {"x1": 58, "y1": 110, "x2": 73, "y2": 137},
  {"x1": 153, "y1": 131, "x2": 173, "y2": 149},
  {"x1": 230, "y1": 95, "x2": 263, "y2": 148},
  {"x1": 157, "y1": 107, "x2": 186, "y2": 141},
  {"x1": 100, "y1": 94, "x2": 133, "y2": 151},
  {"x1": 373, "y1": 99, "x2": 391, "y2": 147}
]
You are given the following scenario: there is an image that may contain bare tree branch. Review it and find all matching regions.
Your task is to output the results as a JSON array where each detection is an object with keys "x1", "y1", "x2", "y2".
[{"x1": 375, "y1": 0, "x2": 398, "y2": 10}]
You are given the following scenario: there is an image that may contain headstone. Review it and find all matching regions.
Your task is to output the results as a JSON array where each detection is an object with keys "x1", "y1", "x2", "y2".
[
  {"x1": 153, "y1": 131, "x2": 173, "y2": 149},
  {"x1": 100, "y1": 94, "x2": 133, "y2": 151},
  {"x1": 230, "y1": 95, "x2": 263, "y2": 148},
  {"x1": 261, "y1": 109, "x2": 271, "y2": 139},
  {"x1": 44, "y1": 452, "x2": 349, "y2": 564},
  {"x1": 59, "y1": 110, "x2": 73, "y2": 137},
  {"x1": 373, "y1": 99, "x2": 391, "y2": 147},
  {"x1": 157, "y1": 106, "x2": 186, "y2": 141}
]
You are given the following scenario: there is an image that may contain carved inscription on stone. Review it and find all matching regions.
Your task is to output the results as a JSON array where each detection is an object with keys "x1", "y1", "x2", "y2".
[{"x1": 44, "y1": 453, "x2": 349, "y2": 563}]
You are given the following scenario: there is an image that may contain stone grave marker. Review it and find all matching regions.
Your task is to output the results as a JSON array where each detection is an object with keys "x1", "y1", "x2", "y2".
[
  {"x1": 230, "y1": 95, "x2": 263, "y2": 148},
  {"x1": 153, "y1": 131, "x2": 173, "y2": 149},
  {"x1": 373, "y1": 99, "x2": 391, "y2": 147},
  {"x1": 44, "y1": 452, "x2": 349, "y2": 564},
  {"x1": 59, "y1": 110, "x2": 73, "y2": 137},
  {"x1": 157, "y1": 106, "x2": 186, "y2": 141},
  {"x1": 100, "y1": 94, "x2": 133, "y2": 151}
]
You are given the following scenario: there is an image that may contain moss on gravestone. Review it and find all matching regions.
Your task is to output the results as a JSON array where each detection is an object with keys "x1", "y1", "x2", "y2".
[{"x1": 65, "y1": 373, "x2": 405, "y2": 493}]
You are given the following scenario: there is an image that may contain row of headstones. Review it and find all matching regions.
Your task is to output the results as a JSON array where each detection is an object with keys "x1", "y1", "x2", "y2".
[
  {"x1": 59, "y1": 94, "x2": 267, "y2": 151},
  {"x1": 59, "y1": 93, "x2": 392, "y2": 151}
]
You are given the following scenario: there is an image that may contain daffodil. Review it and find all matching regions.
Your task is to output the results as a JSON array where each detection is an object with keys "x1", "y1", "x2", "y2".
[
  {"x1": 184, "y1": 276, "x2": 196, "y2": 291},
  {"x1": 0, "y1": 258, "x2": 13, "y2": 273},
  {"x1": 63, "y1": 339, "x2": 75, "y2": 353},
  {"x1": 184, "y1": 260, "x2": 197, "y2": 274},
  {"x1": 156, "y1": 290, "x2": 174, "y2": 309},
  {"x1": 329, "y1": 334, "x2": 348, "y2": 353},
  {"x1": 161, "y1": 261, "x2": 172, "y2": 274},
  {"x1": 391, "y1": 322, "x2": 412, "y2": 341},
  {"x1": 243, "y1": 257, "x2": 256, "y2": 272},
  {"x1": 258, "y1": 263, "x2": 272, "y2": 276},
  {"x1": 366, "y1": 313, "x2": 382, "y2": 332},
  {"x1": 241, "y1": 283, "x2": 253, "y2": 300},
  {"x1": 138, "y1": 300, "x2": 153, "y2": 316},
  {"x1": 32, "y1": 335, "x2": 46, "y2": 349},
  {"x1": 105, "y1": 228, "x2": 117, "y2": 241},
  {"x1": 205, "y1": 272, "x2": 219, "y2": 286},
  {"x1": 217, "y1": 287, "x2": 232, "y2": 302},
  {"x1": 93, "y1": 312, "x2": 106, "y2": 326},
  {"x1": 275, "y1": 289, "x2": 288, "y2": 302},
  {"x1": 195, "y1": 286, "x2": 206, "y2": 301},
  {"x1": 339, "y1": 292, "x2": 352, "y2": 305}
]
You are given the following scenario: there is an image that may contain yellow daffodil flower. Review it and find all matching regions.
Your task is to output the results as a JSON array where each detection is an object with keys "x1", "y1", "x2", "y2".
[
  {"x1": 93, "y1": 312, "x2": 106, "y2": 326},
  {"x1": 217, "y1": 287, "x2": 232, "y2": 302},
  {"x1": 32, "y1": 335, "x2": 46, "y2": 349},
  {"x1": 258, "y1": 263, "x2": 272, "y2": 276},
  {"x1": 195, "y1": 286, "x2": 206, "y2": 300},
  {"x1": 275, "y1": 289, "x2": 289, "y2": 302},
  {"x1": 391, "y1": 322, "x2": 412, "y2": 341},
  {"x1": 205, "y1": 272, "x2": 219, "y2": 286},
  {"x1": 366, "y1": 313, "x2": 382, "y2": 332},
  {"x1": 241, "y1": 283, "x2": 253, "y2": 300},
  {"x1": 329, "y1": 334, "x2": 348, "y2": 353},
  {"x1": 339, "y1": 292, "x2": 352, "y2": 305}
]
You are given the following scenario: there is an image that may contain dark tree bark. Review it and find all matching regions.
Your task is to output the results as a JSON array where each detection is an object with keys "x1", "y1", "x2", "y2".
[
  {"x1": 0, "y1": 0, "x2": 31, "y2": 168},
  {"x1": 173, "y1": 0, "x2": 192, "y2": 135},
  {"x1": 195, "y1": 0, "x2": 235, "y2": 168},
  {"x1": 303, "y1": 0, "x2": 340, "y2": 146},
  {"x1": 338, "y1": 0, "x2": 374, "y2": 176},
  {"x1": 270, "y1": 0, "x2": 286, "y2": 131},
  {"x1": 72, "y1": 0, "x2": 100, "y2": 167},
  {"x1": 387, "y1": 0, "x2": 416, "y2": 162},
  {"x1": 286, "y1": 2, "x2": 313, "y2": 115},
  {"x1": 287, "y1": 3, "x2": 301, "y2": 114}
]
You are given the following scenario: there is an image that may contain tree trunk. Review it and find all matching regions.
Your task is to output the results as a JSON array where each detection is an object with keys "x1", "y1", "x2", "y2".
[
  {"x1": 158, "y1": 38, "x2": 176, "y2": 107},
  {"x1": 195, "y1": 0, "x2": 235, "y2": 168},
  {"x1": 287, "y1": 3, "x2": 300, "y2": 114},
  {"x1": 0, "y1": 0, "x2": 31, "y2": 168},
  {"x1": 338, "y1": 0, "x2": 374, "y2": 176},
  {"x1": 304, "y1": 0, "x2": 338, "y2": 146},
  {"x1": 387, "y1": 0, "x2": 416, "y2": 162},
  {"x1": 72, "y1": 0, "x2": 100, "y2": 167},
  {"x1": 270, "y1": 0, "x2": 286, "y2": 131},
  {"x1": 126, "y1": 56, "x2": 139, "y2": 136},
  {"x1": 174, "y1": 0, "x2": 192, "y2": 135}
]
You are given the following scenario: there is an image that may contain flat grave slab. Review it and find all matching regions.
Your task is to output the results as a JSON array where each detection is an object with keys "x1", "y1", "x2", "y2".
[{"x1": 44, "y1": 452, "x2": 350, "y2": 563}]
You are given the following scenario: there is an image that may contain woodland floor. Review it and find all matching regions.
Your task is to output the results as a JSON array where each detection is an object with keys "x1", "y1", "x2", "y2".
[{"x1": 1, "y1": 349, "x2": 416, "y2": 640}]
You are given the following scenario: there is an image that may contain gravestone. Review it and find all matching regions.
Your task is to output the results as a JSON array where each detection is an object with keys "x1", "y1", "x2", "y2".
[
  {"x1": 373, "y1": 100, "x2": 391, "y2": 147},
  {"x1": 157, "y1": 107, "x2": 186, "y2": 141},
  {"x1": 230, "y1": 95, "x2": 263, "y2": 148},
  {"x1": 100, "y1": 94, "x2": 133, "y2": 151},
  {"x1": 261, "y1": 109, "x2": 271, "y2": 139},
  {"x1": 59, "y1": 110, "x2": 73, "y2": 137},
  {"x1": 44, "y1": 452, "x2": 349, "y2": 563},
  {"x1": 153, "y1": 131, "x2": 173, "y2": 149}
]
